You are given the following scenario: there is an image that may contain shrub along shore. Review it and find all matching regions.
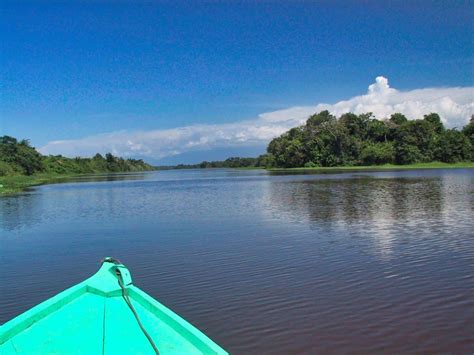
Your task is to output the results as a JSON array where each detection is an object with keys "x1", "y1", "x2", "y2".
[
  {"x1": 269, "y1": 161, "x2": 474, "y2": 172},
  {"x1": 0, "y1": 136, "x2": 155, "y2": 194}
]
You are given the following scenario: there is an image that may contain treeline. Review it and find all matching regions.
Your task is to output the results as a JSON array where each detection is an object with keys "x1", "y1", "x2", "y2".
[
  {"x1": 266, "y1": 111, "x2": 474, "y2": 168},
  {"x1": 158, "y1": 156, "x2": 268, "y2": 170},
  {"x1": 0, "y1": 136, "x2": 155, "y2": 176}
]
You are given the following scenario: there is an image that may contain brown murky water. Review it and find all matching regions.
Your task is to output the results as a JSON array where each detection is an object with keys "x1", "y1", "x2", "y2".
[{"x1": 1, "y1": 168, "x2": 473, "y2": 353}]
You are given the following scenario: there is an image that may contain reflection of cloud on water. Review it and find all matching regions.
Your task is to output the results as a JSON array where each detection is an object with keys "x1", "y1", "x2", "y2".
[
  {"x1": 439, "y1": 173, "x2": 473, "y2": 228},
  {"x1": 261, "y1": 172, "x2": 469, "y2": 261},
  {"x1": 366, "y1": 205, "x2": 400, "y2": 262}
]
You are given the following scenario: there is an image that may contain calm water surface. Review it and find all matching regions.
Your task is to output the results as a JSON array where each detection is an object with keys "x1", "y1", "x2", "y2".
[{"x1": 1, "y1": 169, "x2": 473, "y2": 353}]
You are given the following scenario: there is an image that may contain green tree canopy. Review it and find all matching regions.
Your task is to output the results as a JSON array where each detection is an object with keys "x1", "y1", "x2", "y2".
[
  {"x1": 0, "y1": 136, "x2": 155, "y2": 177},
  {"x1": 266, "y1": 112, "x2": 472, "y2": 168}
]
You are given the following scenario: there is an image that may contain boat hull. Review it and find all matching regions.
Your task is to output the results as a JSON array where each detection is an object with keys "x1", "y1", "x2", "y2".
[{"x1": 0, "y1": 259, "x2": 228, "y2": 354}]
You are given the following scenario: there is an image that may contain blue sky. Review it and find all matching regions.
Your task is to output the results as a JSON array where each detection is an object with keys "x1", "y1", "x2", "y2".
[{"x1": 1, "y1": 1, "x2": 473, "y2": 163}]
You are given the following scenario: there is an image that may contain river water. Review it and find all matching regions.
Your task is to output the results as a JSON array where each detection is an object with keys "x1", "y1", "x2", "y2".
[{"x1": 1, "y1": 168, "x2": 473, "y2": 353}]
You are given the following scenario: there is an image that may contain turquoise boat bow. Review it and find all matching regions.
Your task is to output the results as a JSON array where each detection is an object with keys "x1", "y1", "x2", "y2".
[{"x1": 0, "y1": 258, "x2": 228, "y2": 354}]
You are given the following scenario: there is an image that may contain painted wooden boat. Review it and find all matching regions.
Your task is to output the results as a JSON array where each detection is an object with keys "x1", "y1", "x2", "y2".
[{"x1": 0, "y1": 257, "x2": 228, "y2": 354}]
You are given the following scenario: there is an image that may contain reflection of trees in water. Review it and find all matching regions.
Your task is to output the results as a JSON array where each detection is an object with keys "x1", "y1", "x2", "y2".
[
  {"x1": 0, "y1": 184, "x2": 119, "y2": 234},
  {"x1": 265, "y1": 175, "x2": 452, "y2": 260},
  {"x1": 47, "y1": 172, "x2": 149, "y2": 185},
  {"x1": 266, "y1": 176, "x2": 444, "y2": 225},
  {"x1": 0, "y1": 192, "x2": 43, "y2": 232},
  {"x1": 0, "y1": 173, "x2": 150, "y2": 233},
  {"x1": 437, "y1": 173, "x2": 474, "y2": 227}
]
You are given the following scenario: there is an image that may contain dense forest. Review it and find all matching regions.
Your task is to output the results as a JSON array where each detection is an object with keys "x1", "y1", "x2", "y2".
[
  {"x1": 265, "y1": 112, "x2": 474, "y2": 168},
  {"x1": 0, "y1": 136, "x2": 155, "y2": 176}
]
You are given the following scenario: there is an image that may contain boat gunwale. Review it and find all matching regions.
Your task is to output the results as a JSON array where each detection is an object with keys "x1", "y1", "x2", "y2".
[
  {"x1": 0, "y1": 262, "x2": 228, "y2": 354},
  {"x1": 0, "y1": 283, "x2": 87, "y2": 345}
]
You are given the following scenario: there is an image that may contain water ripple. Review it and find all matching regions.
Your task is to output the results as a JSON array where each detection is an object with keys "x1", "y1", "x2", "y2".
[{"x1": 1, "y1": 168, "x2": 473, "y2": 353}]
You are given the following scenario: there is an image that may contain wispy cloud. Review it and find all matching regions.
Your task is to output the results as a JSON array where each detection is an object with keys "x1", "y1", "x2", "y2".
[{"x1": 40, "y1": 77, "x2": 474, "y2": 160}]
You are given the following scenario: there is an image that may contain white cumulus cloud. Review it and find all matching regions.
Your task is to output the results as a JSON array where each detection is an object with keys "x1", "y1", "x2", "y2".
[
  {"x1": 313, "y1": 76, "x2": 473, "y2": 128},
  {"x1": 40, "y1": 77, "x2": 474, "y2": 160}
]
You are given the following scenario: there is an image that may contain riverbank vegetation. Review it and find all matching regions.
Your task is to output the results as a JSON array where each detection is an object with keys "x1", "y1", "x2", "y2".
[
  {"x1": 0, "y1": 135, "x2": 154, "y2": 194},
  {"x1": 270, "y1": 161, "x2": 474, "y2": 172},
  {"x1": 157, "y1": 156, "x2": 267, "y2": 170},
  {"x1": 265, "y1": 112, "x2": 474, "y2": 168}
]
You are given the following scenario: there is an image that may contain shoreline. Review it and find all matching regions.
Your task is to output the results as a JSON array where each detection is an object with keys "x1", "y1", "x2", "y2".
[
  {"x1": 0, "y1": 174, "x2": 83, "y2": 195},
  {"x1": 269, "y1": 161, "x2": 474, "y2": 172},
  {"x1": 1, "y1": 162, "x2": 473, "y2": 195},
  {"x1": 0, "y1": 171, "x2": 152, "y2": 195}
]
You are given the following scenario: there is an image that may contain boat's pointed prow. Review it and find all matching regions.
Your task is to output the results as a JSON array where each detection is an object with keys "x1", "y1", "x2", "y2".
[{"x1": 0, "y1": 258, "x2": 228, "y2": 354}]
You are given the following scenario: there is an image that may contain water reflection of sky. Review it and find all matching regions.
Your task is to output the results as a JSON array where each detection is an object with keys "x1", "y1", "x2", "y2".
[
  {"x1": 1, "y1": 169, "x2": 473, "y2": 353},
  {"x1": 262, "y1": 170, "x2": 473, "y2": 261}
]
